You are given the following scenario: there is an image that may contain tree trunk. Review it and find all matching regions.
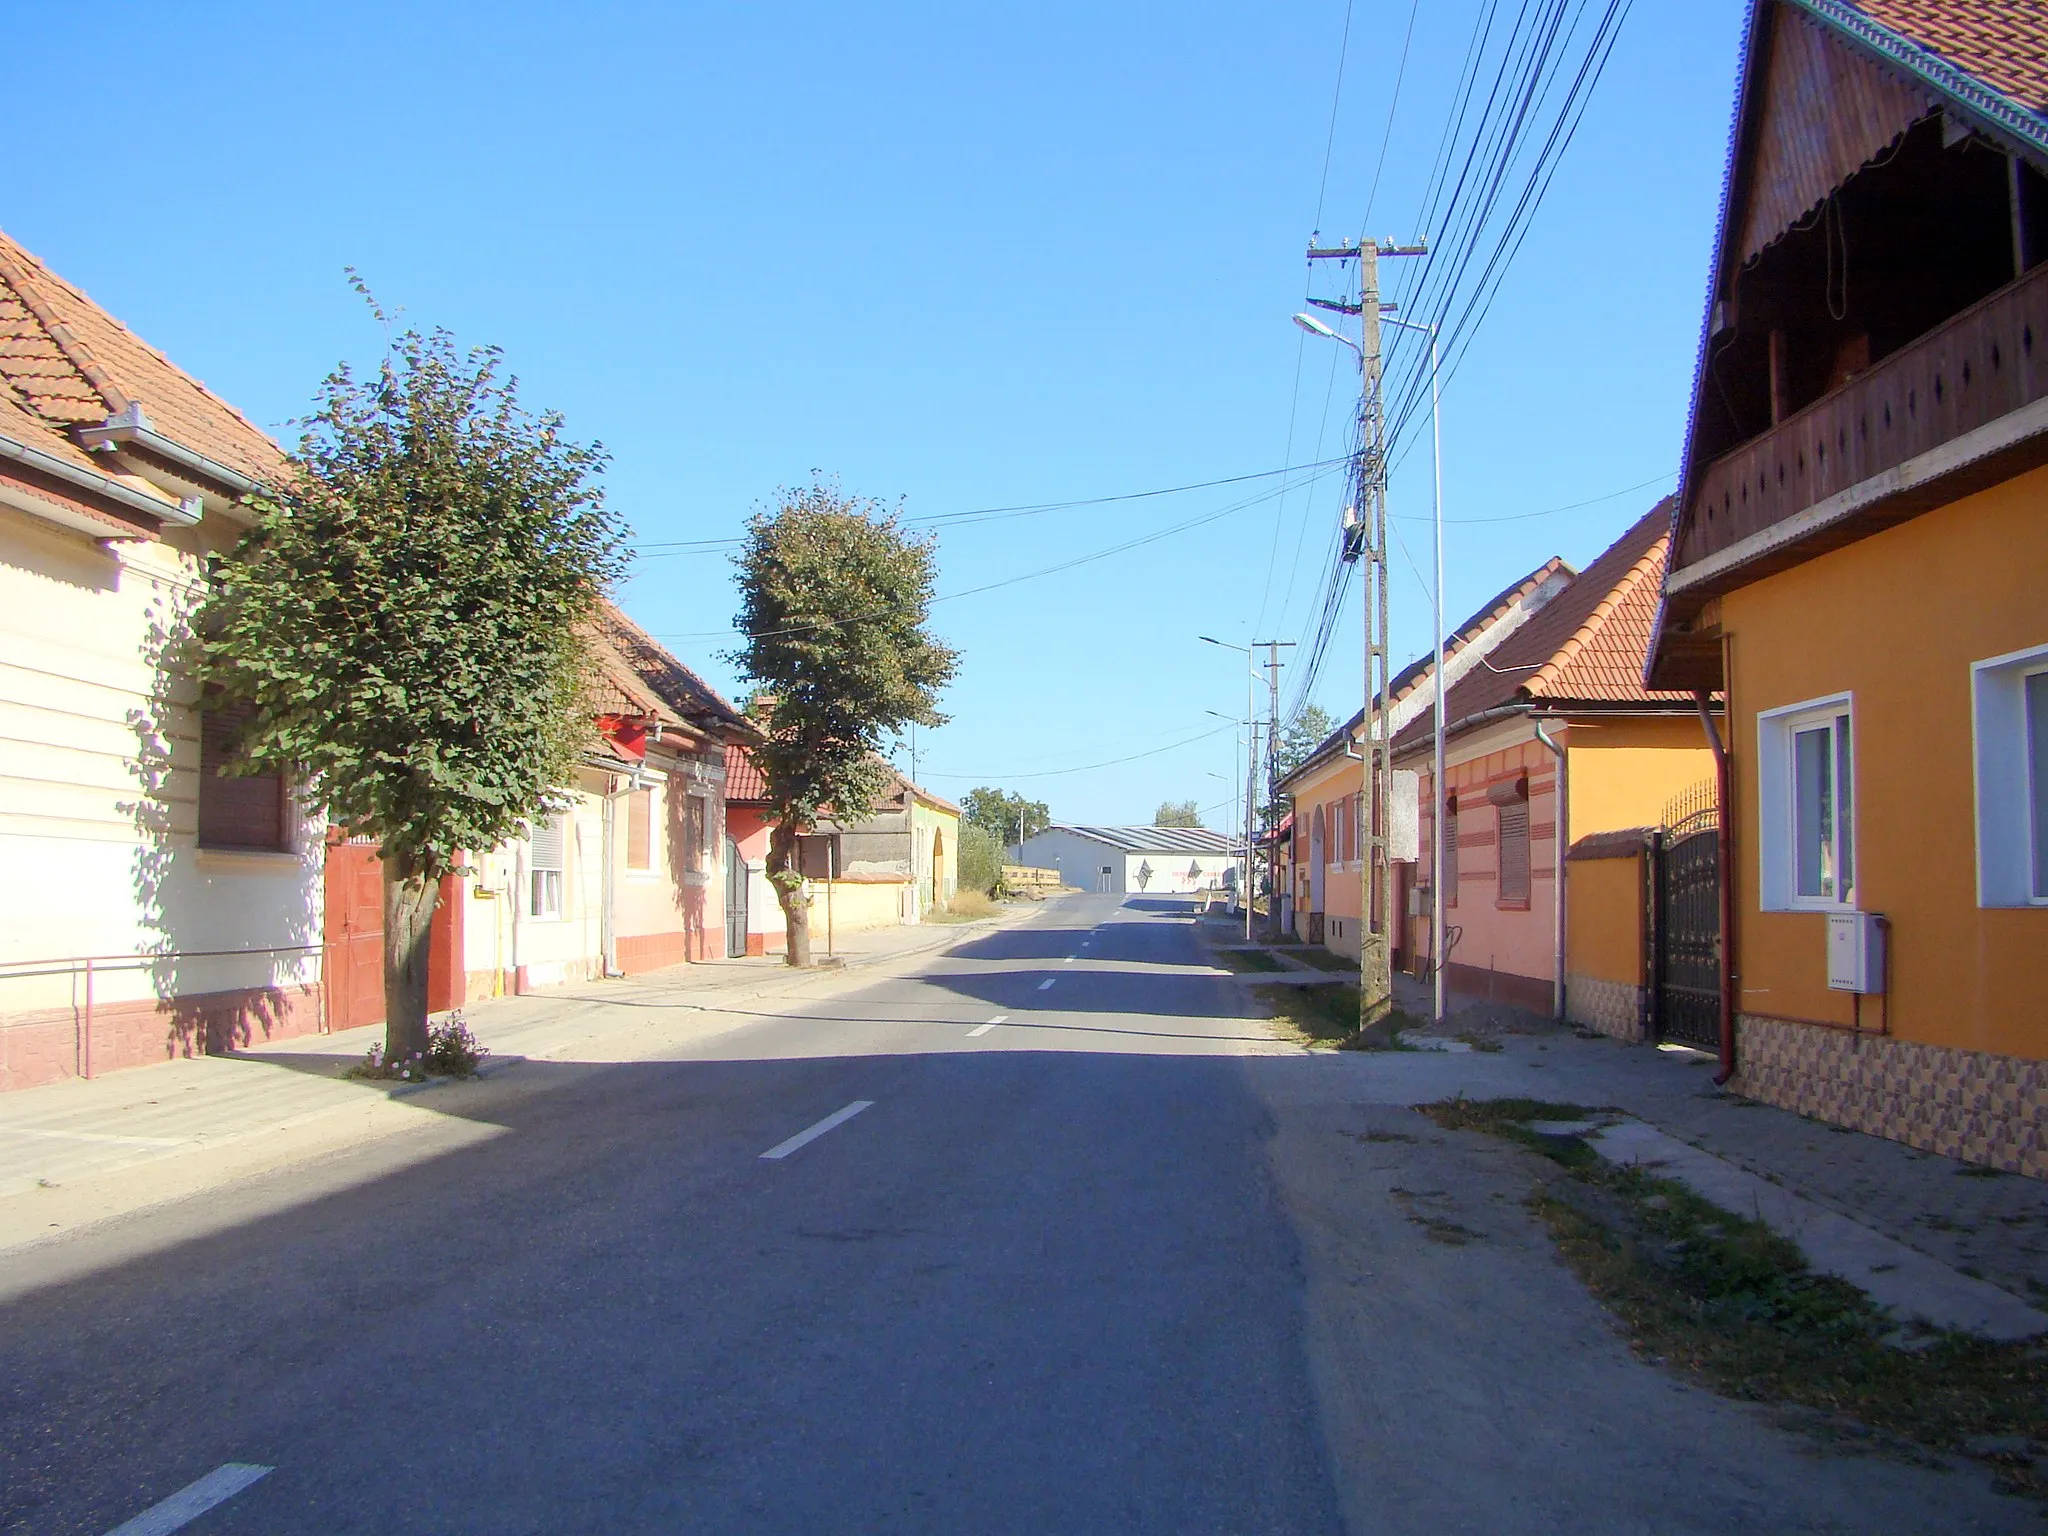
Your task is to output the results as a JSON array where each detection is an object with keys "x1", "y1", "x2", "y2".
[
  {"x1": 381, "y1": 854, "x2": 438, "y2": 1062},
  {"x1": 766, "y1": 821, "x2": 813, "y2": 968}
]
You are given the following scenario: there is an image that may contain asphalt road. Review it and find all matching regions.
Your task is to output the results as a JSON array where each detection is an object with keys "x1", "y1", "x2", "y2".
[
  {"x1": 1, "y1": 893, "x2": 2032, "y2": 1533},
  {"x1": 1, "y1": 894, "x2": 1335, "y2": 1535}
]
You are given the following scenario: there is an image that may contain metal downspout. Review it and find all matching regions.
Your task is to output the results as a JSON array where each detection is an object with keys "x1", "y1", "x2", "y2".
[
  {"x1": 1694, "y1": 690, "x2": 1737, "y2": 1083},
  {"x1": 1532, "y1": 720, "x2": 1568, "y2": 1021}
]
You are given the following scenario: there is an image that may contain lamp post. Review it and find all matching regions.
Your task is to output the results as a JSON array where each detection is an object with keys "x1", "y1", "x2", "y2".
[
  {"x1": 1380, "y1": 309, "x2": 1448, "y2": 1025},
  {"x1": 1201, "y1": 638, "x2": 1261, "y2": 941}
]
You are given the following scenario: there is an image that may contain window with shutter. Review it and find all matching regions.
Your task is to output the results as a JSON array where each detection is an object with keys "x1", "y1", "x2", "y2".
[
  {"x1": 199, "y1": 703, "x2": 286, "y2": 851},
  {"x1": 1443, "y1": 800, "x2": 1459, "y2": 909},
  {"x1": 685, "y1": 796, "x2": 708, "y2": 872},
  {"x1": 1498, "y1": 800, "x2": 1531, "y2": 906},
  {"x1": 529, "y1": 813, "x2": 567, "y2": 918},
  {"x1": 626, "y1": 788, "x2": 653, "y2": 871}
]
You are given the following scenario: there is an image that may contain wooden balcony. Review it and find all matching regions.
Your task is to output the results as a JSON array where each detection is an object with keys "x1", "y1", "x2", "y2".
[{"x1": 1676, "y1": 259, "x2": 2048, "y2": 580}]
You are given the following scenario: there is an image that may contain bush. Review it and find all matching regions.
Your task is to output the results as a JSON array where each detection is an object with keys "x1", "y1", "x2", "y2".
[{"x1": 958, "y1": 821, "x2": 1003, "y2": 896}]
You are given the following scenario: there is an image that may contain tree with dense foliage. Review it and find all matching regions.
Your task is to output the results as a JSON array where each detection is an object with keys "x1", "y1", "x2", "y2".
[
  {"x1": 201, "y1": 312, "x2": 622, "y2": 1063},
  {"x1": 732, "y1": 479, "x2": 959, "y2": 965},
  {"x1": 1274, "y1": 704, "x2": 1336, "y2": 784},
  {"x1": 956, "y1": 821, "x2": 1004, "y2": 896},
  {"x1": 1265, "y1": 703, "x2": 1337, "y2": 821},
  {"x1": 962, "y1": 787, "x2": 1049, "y2": 850},
  {"x1": 1154, "y1": 800, "x2": 1203, "y2": 828}
]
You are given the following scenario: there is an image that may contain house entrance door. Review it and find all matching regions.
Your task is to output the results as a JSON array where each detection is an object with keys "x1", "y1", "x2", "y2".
[
  {"x1": 725, "y1": 837, "x2": 748, "y2": 958},
  {"x1": 1651, "y1": 808, "x2": 1721, "y2": 1051}
]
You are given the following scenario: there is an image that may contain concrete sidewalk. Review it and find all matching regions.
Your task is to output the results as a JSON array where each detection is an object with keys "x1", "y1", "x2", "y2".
[{"x1": 0, "y1": 903, "x2": 1047, "y2": 1213}]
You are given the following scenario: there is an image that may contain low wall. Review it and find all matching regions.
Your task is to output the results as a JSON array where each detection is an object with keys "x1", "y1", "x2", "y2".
[{"x1": 1564, "y1": 829, "x2": 1649, "y2": 1042}]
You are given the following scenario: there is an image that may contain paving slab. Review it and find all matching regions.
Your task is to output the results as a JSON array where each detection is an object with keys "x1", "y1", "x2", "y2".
[{"x1": 1590, "y1": 1119, "x2": 2048, "y2": 1341}]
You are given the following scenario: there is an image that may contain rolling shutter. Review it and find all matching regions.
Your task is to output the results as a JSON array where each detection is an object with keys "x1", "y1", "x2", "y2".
[
  {"x1": 1498, "y1": 800, "x2": 1531, "y2": 904},
  {"x1": 199, "y1": 704, "x2": 285, "y2": 851}
]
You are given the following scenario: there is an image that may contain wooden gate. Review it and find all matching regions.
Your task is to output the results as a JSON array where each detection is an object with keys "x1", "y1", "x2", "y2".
[
  {"x1": 1649, "y1": 806, "x2": 1721, "y2": 1051},
  {"x1": 322, "y1": 835, "x2": 462, "y2": 1032}
]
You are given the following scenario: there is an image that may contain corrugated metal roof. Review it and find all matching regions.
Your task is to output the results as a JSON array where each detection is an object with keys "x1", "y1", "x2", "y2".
[{"x1": 1047, "y1": 824, "x2": 1241, "y2": 854}]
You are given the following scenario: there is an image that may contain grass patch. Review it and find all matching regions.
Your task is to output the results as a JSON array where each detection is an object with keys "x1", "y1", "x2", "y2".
[
  {"x1": 1420, "y1": 1095, "x2": 2048, "y2": 1492},
  {"x1": 1209, "y1": 945, "x2": 1286, "y2": 973},
  {"x1": 1257, "y1": 982, "x2": 1434, "y2": 1051},
  {"x1": 1286, "y1": 946, "x2": 1360, "y2": 974},
  {"x1": 930, "y1": 890, "x2": 1002, "y2": 923}
]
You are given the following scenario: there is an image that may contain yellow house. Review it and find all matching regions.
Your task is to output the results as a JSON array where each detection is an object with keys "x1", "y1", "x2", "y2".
[
  {"x1": 1646, "y1": 0, "x2": 2048, "y2": 1173},
  {"x1": 803, "y1": 765, "x2": 960, "y2": 937}
]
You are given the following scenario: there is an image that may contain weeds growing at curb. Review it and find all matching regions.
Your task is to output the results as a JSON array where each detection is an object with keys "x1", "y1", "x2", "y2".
[
  {"x1": 1418, "y1": 1096, "x2": 2048, "y2": 1497},
  {"x1": 348, "y1": 1011, "x2": 489, "y2": 1082},
  {"x1": 930, "y1": 891, "x2": 1001, "y2": 923}
]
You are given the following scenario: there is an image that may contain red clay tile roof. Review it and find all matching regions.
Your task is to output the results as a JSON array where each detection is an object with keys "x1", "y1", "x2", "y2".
[
  {"x1": 1280, "y1": 555, "x2": 1576, "y2": 791},
  {"x1": 594, "y1": 602, "x2": 748, "y2": 733},
  {"x1": 0, "y1": 227, "x2": 287, "y2": 486},
  {"x1": 0, "y1": 389, "x2": 184, "y2": 529},
  {"x1": 724, "y1": 743, "x2": 769, "y2": 803},
  {"x1": 1393, "y1": 500, "x2": 1698, "y2": 755},
  {"x1": 1848, "y1": 0, "x2": 2048, "y2": 114}
]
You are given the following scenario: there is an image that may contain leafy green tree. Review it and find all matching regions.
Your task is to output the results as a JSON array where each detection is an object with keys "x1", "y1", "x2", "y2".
[
  {"x1": 1266, "y1": 703, "x2": 1337, "y2": 821},
  {"x1": 201, "y1": 313, "x2": 622, "y2": 1062},
  {"x1": 956, "y1": 821, "x2": 1003, "y2": 896},
  {"x1": 962, "y1": 787, "x2": 1049, "y2": 849},
  {"x1": 1274, "y1": 704, "x2": 1336, "y2": 783},
  {"x1": 1155, "y1": 799, "x2": 1203, "y2": 828},
  {"x1": 732, "y1": 479, "x2": 959, "y2": 965}
]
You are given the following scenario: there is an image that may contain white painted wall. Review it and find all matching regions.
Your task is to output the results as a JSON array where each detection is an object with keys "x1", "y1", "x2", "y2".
[
  {"x1": 1017, "y1": 828, "x2": 1242, "y2": 895},
  {"x1": 0, "y1": 510, "x2": 321, "y2": 1020}
]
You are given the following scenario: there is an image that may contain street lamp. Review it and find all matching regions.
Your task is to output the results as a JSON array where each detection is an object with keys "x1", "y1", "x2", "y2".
[
  {"x1": 1380, "y1": 309, "x2": 1447, "y2": 1025},
  {"x1": 1291, "y1": 311, "x2": 1359, "y2": 353},
  {"x1": 1201, "y1": 641, "x2": 1260, "y2": 941}
]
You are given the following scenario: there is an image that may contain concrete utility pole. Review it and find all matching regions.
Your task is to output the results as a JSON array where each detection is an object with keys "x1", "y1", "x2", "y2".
[
  {"x1": 1305, "y1": 237, "x2": 1427, "y2": 1029},
  {"x1": 1253, "y1": 640, "x2": 1294, "y2": 938}
]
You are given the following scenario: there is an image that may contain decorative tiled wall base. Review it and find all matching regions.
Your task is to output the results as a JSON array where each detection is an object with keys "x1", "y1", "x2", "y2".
[
  {"x1": 1732, "y1": 1015, "x2": 2048, "y2": 1180},
  {"x1": 1566, "y1": 974, "x2": 1644, "y2": 1042}
]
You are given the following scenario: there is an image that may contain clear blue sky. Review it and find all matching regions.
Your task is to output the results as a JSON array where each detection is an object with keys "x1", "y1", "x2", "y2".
[{"x1": 11, "y1": 1, "x2": 1744, "y2": 827}]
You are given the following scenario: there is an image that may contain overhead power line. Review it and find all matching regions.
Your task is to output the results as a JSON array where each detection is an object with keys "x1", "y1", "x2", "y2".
[
  {"x1": 918, "y1": 722, "x2": 1237, "y2": 782},
  {"x1": 627, "y1": 455, "x2": 1353, "y2": 557}
]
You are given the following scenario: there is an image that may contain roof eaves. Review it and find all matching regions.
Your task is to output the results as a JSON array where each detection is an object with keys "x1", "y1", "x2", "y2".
[{"x1": 1793, "y1": 0, "x2": 2048, "y2": 156}]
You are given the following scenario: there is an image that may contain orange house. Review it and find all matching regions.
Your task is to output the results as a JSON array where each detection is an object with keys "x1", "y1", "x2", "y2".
[{"x1": 1646, "y1": 1, "x2": 2048, "y2": 1173}]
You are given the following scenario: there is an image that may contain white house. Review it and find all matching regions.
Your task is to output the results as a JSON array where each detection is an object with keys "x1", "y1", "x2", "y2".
[
  {"x1": 0, "y1": 227, "x2": 317, "y2": 1090},
  {"x1": 1018, "y1": 824, "x2": 1243, "y2": 895}
]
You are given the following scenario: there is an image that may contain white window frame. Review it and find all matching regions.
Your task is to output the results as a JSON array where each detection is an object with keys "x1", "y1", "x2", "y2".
[
  {"x1": 1971, "y1": 641, "x2": 2048, "y2": 907},
  {"x1": 528, "y1": 812, "x2": 568, "y2": 920},
  {"x1": 1756, "y1": 691, "x2": 1858, "y2": 913}
]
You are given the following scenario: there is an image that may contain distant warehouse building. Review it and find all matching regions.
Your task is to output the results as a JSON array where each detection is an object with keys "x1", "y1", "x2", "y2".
[{"x1": 1018, "y1": 825, "x2": 1243, "y2": 895}]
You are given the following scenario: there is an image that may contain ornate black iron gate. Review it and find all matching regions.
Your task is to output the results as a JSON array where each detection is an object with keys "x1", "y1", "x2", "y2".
[{"x1": 1649, "y1": 805, "x2": 1721, "y2": 1051}]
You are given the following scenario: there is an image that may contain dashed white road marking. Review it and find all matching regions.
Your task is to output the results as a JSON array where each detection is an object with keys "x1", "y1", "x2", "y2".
[
  {"x1": 967, "y1": 1024, "x2": 996, "y2": 1038},
  {"x1": 1063, "y1": 955, "x2": 1076, "y2": 963},
  {"x1": 760, "y1": 1100, "x2": 874, "y2": 1160},
  {"x1": 1037, "y1": 978, "x2": 1056, "y2": 991},
  {"x1": 102, "y1": 1463, "x2": 273, "y2": 1536},
  {"x1": 987, "y1": 1015, "x2": 1009, "y2": 1024}
]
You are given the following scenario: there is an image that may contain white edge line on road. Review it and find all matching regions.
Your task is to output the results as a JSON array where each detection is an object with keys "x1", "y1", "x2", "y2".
[
  {"x1": 102, "y1": 1462, "x2": 273, "y2": 1536},
  {"x1": 1038, "y1": 978, "x2": 1056, "y2": 991},
  {"x1": 967, "y1": 1024, "x2": 996, "y2": 1037},
  {"x1": 759, "y1": 1100, "x2": 875, "y2": 1161}
]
